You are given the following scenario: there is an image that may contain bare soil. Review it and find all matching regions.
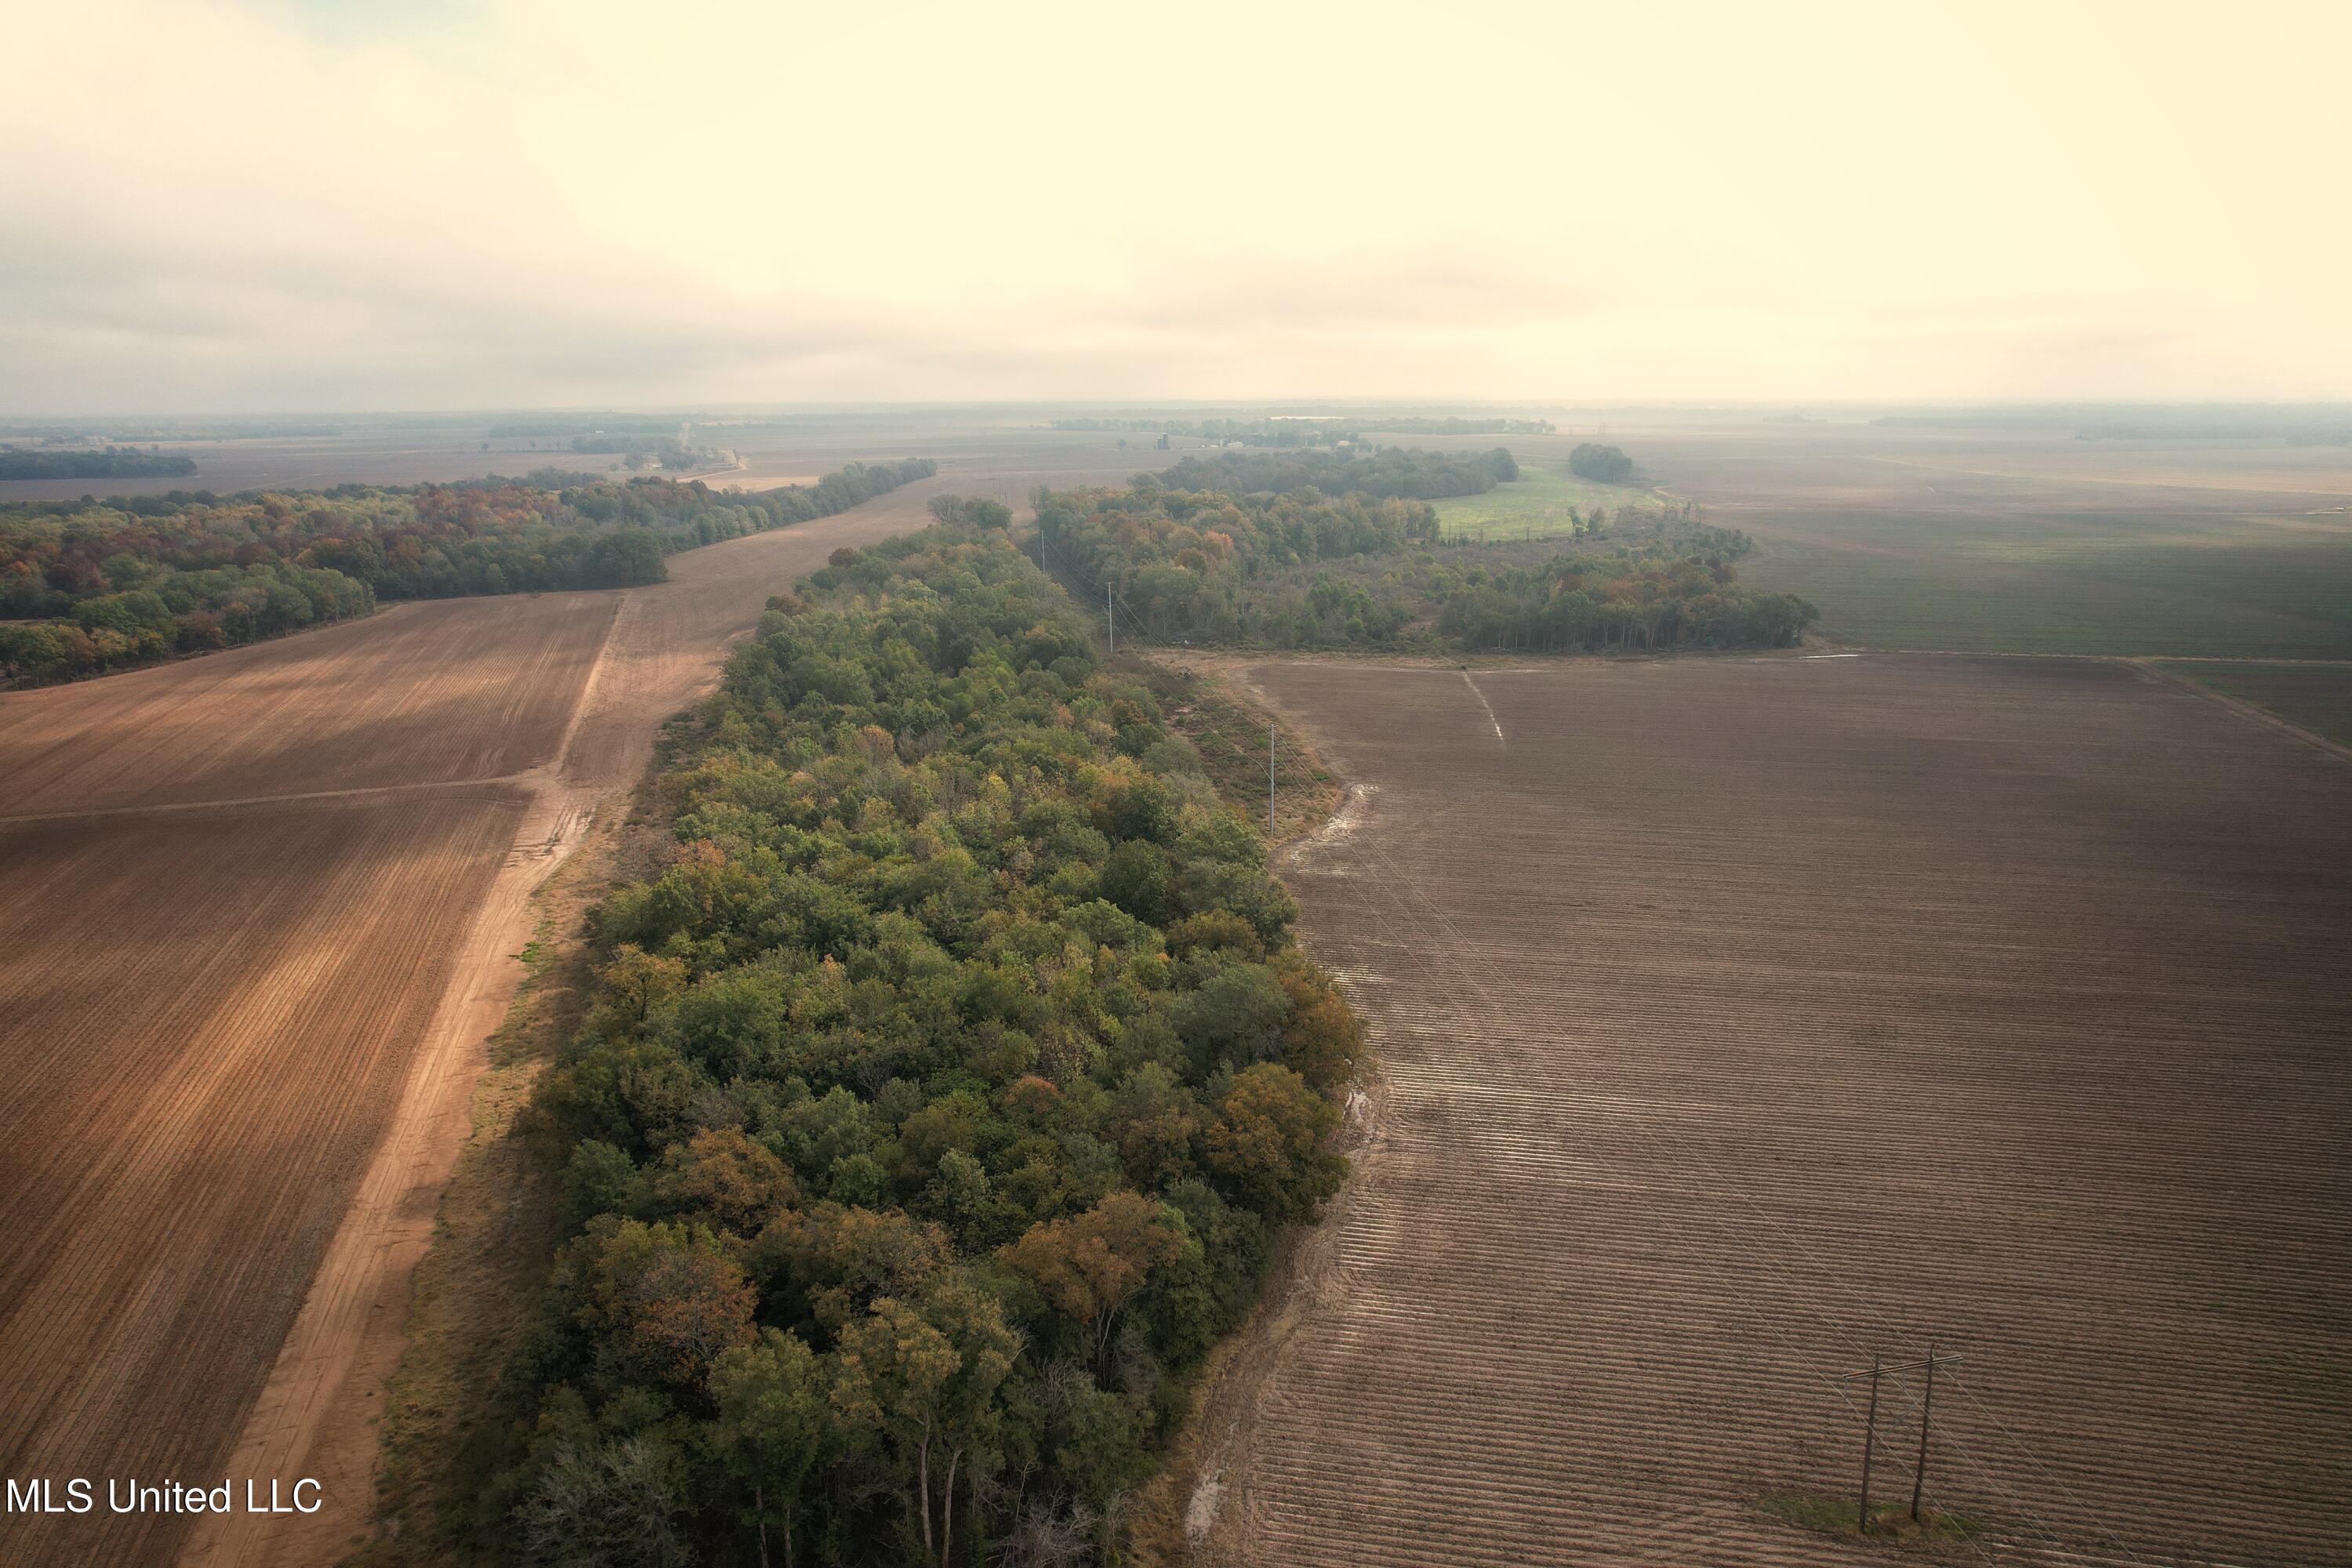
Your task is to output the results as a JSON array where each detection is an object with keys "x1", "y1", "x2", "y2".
[
  {"x1": 1182, "y1": 653, "x2": 2352, "y2": 1567},
  {"x1": 0, "y1": 472, "x2": 977, "y2": 1568}
]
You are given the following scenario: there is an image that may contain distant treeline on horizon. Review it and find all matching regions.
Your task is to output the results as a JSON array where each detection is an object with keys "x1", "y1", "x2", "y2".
[
  {"x1": 0, "y1": 446, "x2": 200, "y2": 481},
  {"x1": 1052, "y1": 415, "x2": 1555, "y2": 445},
  {"x1": 1156, "y1": 445, "x2": 1520, "y2": 500},
  {"x1": 0, "y1": 422, "x2": 344, "y2": 443},
  {"x1": 486, "y1": 416, "x2": 689, "y2": 439}
]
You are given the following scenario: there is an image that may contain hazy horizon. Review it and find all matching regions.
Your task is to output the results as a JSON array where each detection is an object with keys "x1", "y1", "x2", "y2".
[
  {"x1": 14, "y1": 398, "x2": 2352, "y2": 427},
  {"x1": 9, "y1": 0, "x2": 2349, "y2": 416}
]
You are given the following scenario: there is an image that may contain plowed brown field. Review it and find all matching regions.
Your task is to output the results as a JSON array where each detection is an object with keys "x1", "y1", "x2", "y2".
[
  {"x1": 0, "y1": 594, "x2": 615, "y2": 815},
  {"x1": 0, "y1": 471, "x2": 996, "y2": 1567},
  {"x1": 1196, "y1": 654, "x2": 2352, "y2": 1567}
]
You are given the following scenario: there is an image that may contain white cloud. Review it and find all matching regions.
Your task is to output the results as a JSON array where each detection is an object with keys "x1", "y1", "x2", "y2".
[{"x1": 4, "y1": 0, "x2": 2347, "y2": 411}]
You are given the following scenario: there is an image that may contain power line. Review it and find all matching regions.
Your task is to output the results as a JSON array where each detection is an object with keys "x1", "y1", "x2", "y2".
[
  {"x1": 1313, "y1": 824, "x2": 1964, "y2": 1525},
  {"x1": 1838, "y1": 1350, "x2": 1966, "y2": 1532},
  {"x1": 1028, "y1": 526, "x2": 1153, "y2": 649},
  {"x1": 1342, "y1": 819, "x2": 2096, "y2": 1557},
  {"x1": 1298, "y1": 783, "x2": 2118, "y2": 1563}
]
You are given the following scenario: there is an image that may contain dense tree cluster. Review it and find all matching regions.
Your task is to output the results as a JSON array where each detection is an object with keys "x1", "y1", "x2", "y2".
[
  {"x1": 1037, "y1": 478, "x2": 1817, "y2": 652},
  {"x1": 0, "y1": 446, "x2": 198, "y2": 480},
  {"x1": 1427, "y1": 548, "x2": 1819, "y2": 651},
  {"x1": 307, "y1": 459, "x2": 934, "y2": 595},
  {"x1": 2, "y1": 458, "x2": 934, "y2": 606},
  {"x1": 0, "y1": 561, "x2": 375, "y2": 684},
  {"x1": 1159, "y1": 445, "x2": 1518, "y2": 500},
  {"x1": 477, "y1": 515, "x2": 1360, "y2": 1566},
  {"x1": 1036, "y1": 477, "x2": 1440, "y2": 644},
  {"x1": 0, "y1": 462, "x2": 936, "y2": 684},
  {"x1": 1566, "y1": 443, "x2": 1635, "y2": 485},
  {"x1": 925, "y1": 495, "x2": 1016, "y2": 530}
]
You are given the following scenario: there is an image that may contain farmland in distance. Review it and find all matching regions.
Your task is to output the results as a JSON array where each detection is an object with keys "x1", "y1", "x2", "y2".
[
  {"x1": 2154, "y1": 659, "x2": 2352, "y2": 750},
  {"x1": 1647, "y1": 425, "x2": 2352, "y2": 657},
  {"x1": 1390, "y1": 418, "x2": 2352, "y2": 659}
]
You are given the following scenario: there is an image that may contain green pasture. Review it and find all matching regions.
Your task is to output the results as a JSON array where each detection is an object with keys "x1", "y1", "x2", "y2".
[{"x1": 1432, "y1": 461, "x2": 1669, "y2": 542}]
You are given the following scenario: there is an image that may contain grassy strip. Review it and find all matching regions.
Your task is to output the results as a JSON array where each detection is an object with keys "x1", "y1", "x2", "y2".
[
  {"x1": 352, "y1": 730, "x2": 695, "y2": 1565},
  {"x1": 1758, "y1": 1489, "x2": 1984, "y2": 1551},
  {"x1": 1127, "y1": 654, "x2": 1341, "y2": 844},
  {"x1": 1119, "y1": 655, "x2": 1355, "y2": 1567}
]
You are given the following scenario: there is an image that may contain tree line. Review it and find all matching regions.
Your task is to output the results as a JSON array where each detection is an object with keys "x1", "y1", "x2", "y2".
[
  {"x1": 0, "y1": 445, "x2": 199, "y2": 481},
  {"x1": 568, "y1": 436, "x2": 726, "y2": 470},
  {"x1": 1350, "y1": 416, "x2": 1554, "y2": 436},
  {"x1": 0, "y1": 561, "x2": 376, "y2": 685},
  {"x1": 1036, "y1": 471, "x2": 1817, "y2": 652},
  {"x1": 1052, "y1": 417, "x2": 1344, "y2": 447},
  {"x1": 1051, "y1": 416, "x2": 1552, "y2": 447},
  {"x1": 488, "y1": 417, "x2": 688, "y2": 439},
  {"x1": 0, "y1": 459, "x2": 937, "y2": 686},
  {"x1": 1157, "y1": 445, "x2": 1519, "y2": 499},
  {"x1": 1036, "y1": 476, "x2": 1439, "y2": 645},
  {"x1": 2, "y1": 420, "x2": 339, "y2": 441},
  {"x1": 459, "y1": 512, "x2": 1359, "y2": 1566},
  {"x1": 1429, "y1": 548, "x2": 1818, "y2": 651}
]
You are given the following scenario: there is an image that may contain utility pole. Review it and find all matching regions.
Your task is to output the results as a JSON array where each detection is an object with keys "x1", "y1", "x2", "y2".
[
  {"x1": 1106, "y1": 583, "x2": 1114, "y2": 656},
  {"x1": 1836, "y1": 1351, "x2": 1967, "y2": 1536},
  {"x1": 1268, "y1": 718, "x2": 1276, "y2": 836},
  {"x1": 1911, "y1": 1348, "x2": 1937, "y2": 1523},
  {"x1": 1858, "y1": 1355, "x2": 1881, "y2": 1533}
]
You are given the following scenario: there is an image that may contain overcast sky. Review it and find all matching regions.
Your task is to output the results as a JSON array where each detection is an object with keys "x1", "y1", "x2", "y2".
[{"x1": 6, "y1": 0, "x2": 2349, "y2": 414}]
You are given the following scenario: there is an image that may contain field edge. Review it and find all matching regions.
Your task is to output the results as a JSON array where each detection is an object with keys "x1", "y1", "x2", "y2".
[
  {"x1": 348, "y1": 751, "x2": 685, "y2": 1566},
  {"x1": 1126, "y1": 662, "x2": 1377, "y2": 1566}
]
